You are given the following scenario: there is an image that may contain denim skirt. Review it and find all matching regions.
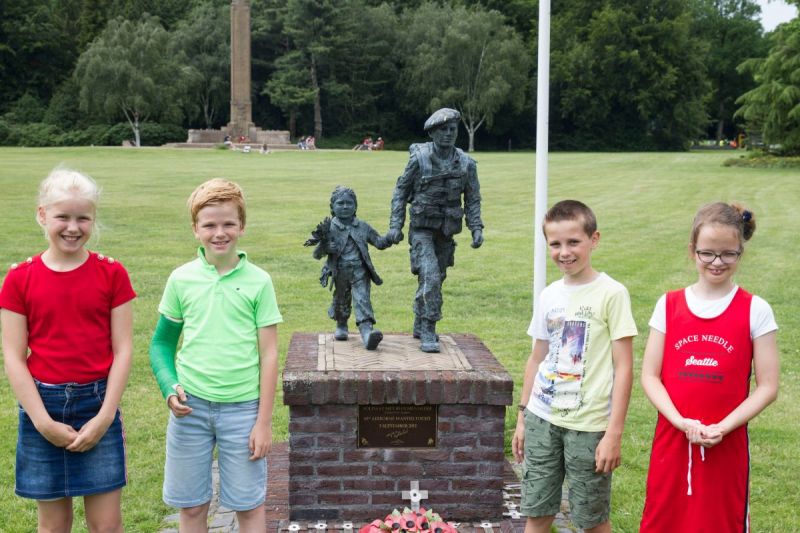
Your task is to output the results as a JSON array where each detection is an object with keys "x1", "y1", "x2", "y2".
[{"x1": 16, "y1": 379, "x2": 127, "y2": 500}]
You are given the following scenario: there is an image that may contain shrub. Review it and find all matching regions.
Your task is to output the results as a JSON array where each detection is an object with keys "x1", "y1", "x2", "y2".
[
  {"x1": 138, "y1": 123, "x2": 186, "y2": 145},
  {"x1": 56, "y1": 125, "x2": 115, "y2": 146},
  {"x1": 104, "y1": 122, "x2": 186, "y2": 146},
  {"x1": 6, "y1": 123, "x2": 63, "y2": 147}
]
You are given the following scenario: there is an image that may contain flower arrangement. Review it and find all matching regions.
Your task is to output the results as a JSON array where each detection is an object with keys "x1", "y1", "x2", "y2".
[{"x1": 358, "y1": 508, "x2": 458, "y2": 533}]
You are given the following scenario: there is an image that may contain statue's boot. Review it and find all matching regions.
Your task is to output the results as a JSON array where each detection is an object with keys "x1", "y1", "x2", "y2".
[
  {"x1": 334, "y1": 321, "x2": 348, "y2": 341},
  {"x1": 419, "y1": 319, "x2": 440, "y2": 353},
  {"x1": 359, "y1": 322, "x2": 383, "y2": 350},
  {"x1": 413, "y1": 316, "x2": 438, "y2": 341}
]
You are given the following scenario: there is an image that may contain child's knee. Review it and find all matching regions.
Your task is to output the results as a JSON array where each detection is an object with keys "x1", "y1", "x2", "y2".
[
  {"x1": 181, "y1": 502, "x2": 211, "y2": 520},
  {"x1": 38, "y1": 499, "x2": 73, "y2": 533},
  {"x1": 85, "y1": 519, "x2": 123, "y2": 533},
  {"x1": 38, "y1": 520, "x2": 72, "y2": 533}
]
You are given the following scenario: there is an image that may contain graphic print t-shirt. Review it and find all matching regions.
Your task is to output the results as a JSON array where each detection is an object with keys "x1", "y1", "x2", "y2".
[{"x1": 526, "y1": 273, "x2": 638, "y2": 431}]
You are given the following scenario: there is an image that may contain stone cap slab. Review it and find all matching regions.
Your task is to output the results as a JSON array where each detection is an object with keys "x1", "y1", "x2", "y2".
[{"x1": 283, "y1": 333, "x2": 513, "y2": 406}]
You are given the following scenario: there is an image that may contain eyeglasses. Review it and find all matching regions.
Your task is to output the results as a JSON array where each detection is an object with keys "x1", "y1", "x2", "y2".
[{"x1": 695, "y1": 249, "x2": 741, "y2": 264}]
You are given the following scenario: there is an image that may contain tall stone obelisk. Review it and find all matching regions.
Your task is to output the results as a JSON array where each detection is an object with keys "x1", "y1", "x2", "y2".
[{"x1": 228, "y1": 0, "x2": 254, "y2": 139}]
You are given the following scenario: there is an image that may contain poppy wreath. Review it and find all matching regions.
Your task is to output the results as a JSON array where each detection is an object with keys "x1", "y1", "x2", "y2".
[{"x1": 358, "y1": 508, "x2": 458, "y2": 533}]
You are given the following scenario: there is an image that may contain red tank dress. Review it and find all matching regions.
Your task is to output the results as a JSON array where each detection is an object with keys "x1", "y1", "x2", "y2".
[{"x1": 640, "y1": 288, "x2": 753, "y2": 533}]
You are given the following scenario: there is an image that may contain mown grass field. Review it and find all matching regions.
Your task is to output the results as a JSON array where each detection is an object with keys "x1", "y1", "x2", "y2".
[{"x1": 0, "y1": 147, "x2": 797, "y2": 532}]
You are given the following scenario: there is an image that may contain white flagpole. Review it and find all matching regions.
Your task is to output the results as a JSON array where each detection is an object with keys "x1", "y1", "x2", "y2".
[{"x1": 533, "y1": 0, "x2": 551, "y2": 315}]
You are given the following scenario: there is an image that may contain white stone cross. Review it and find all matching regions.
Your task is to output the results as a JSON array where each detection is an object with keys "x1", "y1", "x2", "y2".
[{"x1": 401, "y1": 480, "x2": 429, "y2": 512}]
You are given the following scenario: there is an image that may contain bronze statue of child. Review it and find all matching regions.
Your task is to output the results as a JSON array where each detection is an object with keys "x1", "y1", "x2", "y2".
[{"x1": 305, "y1": 186, "x2": 392, "y2": 350}]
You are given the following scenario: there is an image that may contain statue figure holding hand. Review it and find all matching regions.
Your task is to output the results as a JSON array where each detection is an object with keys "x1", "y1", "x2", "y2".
[
  {"x1": 386, "y1": 108, "x2": 484, "y2": 353},
  {"x1": 307, "y1": 186, "x2": 392, "y2": 350}
]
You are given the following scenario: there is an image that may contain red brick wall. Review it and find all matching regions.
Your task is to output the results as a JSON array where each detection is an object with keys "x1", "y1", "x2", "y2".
[{"x1": 284, "y1": 334, "x2": 513, "y2": 521}]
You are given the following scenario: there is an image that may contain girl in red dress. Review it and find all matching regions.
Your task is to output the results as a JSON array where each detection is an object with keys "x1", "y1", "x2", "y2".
[{"x1": 640, "y1": 202, "x2": 779, "y2": 533}]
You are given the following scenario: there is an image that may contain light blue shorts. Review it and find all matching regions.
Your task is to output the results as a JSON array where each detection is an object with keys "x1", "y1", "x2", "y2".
[{"x1": 163, "y1": 393, "x2": 266, "y2": 511}]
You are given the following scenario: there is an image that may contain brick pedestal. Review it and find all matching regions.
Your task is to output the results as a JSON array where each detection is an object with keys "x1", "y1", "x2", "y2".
[{"x1": 283, "y1": 333, "x2": 513, "y2": 522}]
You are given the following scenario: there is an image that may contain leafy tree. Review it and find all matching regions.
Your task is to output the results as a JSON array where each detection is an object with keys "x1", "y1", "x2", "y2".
[
  {"x1": 43, "y1": 77, "x2": 84, "y2": 130},
  {"x1": 736, "y1": 18, "x2": 800, "y2": 154},
  {"x1": 325, "y1": 3, "x2": 401, "y2": 137},
  {"x1": 549, "y1": 0, "x2": 709, "y2": 150},
  {"x1": 3, "y1": 93, "x2": 46, "y2": 123},
  {"x1": 251, "y1": 0, "x2": 293, "y2": 131},
  {"x1": 108, "y1": 0, "x2": 192, "y2": 29},
  {"x1": 77, "y1": 0, "x2": 113, "y2": 50},
  {"x1": 74, "y1": 16, "x2": 188, "y2": 146},
  {"x1": 0, "y1": 0, "x2": 82, "y2": 113},
  {"x1": 265, "y1": 0, "x2": 360, "y2": 140},
  {"x1": 400, "y1": 3, "x2": 529, "y2": 151},
  {"x1": 264, "y1": 53, "x2": 316, "y2": 138},
  {"x1": 692, "y1": 0, "x2": 766, "y2": 141},
  {"x1": 171, "y1": 2, "x2": 230, "y2": 129}
]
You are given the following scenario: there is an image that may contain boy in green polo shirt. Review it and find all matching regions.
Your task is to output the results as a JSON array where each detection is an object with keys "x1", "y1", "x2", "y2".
[{"x1": 149, "y1": 178, "x2": 282, "y2": 532}]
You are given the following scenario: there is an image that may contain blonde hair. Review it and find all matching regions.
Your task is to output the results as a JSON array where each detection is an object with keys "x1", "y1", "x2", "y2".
[
  {"x1": 36, "y1": 168, "x2": 100, "y2": 233},
  {"x1": 38, "y1": 167, "x2": 100, "y2": 209},
  {"x1": 187, "y1": 179, "x2": 246, "y2": 226},
  {"x1": 690, "y1": 202, "x2": 756, "y2": 249}
]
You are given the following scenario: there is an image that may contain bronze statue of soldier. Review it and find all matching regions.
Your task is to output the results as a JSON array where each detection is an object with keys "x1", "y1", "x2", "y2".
[{"x1": 386, "y1": 108, "x2": 484, "y2": 352}]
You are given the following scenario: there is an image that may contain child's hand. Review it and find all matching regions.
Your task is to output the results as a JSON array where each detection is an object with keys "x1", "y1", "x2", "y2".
[
  {"x1": 67, "y1": 414, "x2": 113, "y2": 452},
  {"x1": 249, "y1": 422, "x2": 272, "y2": 460},
  {"x1": 682, "y1": 418, "x2": 704, "y2": 443},
  {"x1": 168, "y1": 385, "x2": 193, "y2": 417},
  {"x1": 511, "y1": 419, "x2": 526, "y2": 464},
  {"x1": 386, "y1": 228, "x2": 404, "y2": 244},
  {"x1": 697, "y1": 423, "x2": 724, "y2": 448},
  {"x1": 39, "y1": 419, "x2": 79, "y2": 448},
  {"x1": 595, "y1": 433, "x2": 622, "y2": 473}
]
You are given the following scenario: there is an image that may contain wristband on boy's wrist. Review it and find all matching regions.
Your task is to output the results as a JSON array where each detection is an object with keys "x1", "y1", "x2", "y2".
[{"x1": 518, "y1": 404, "x2": 526, "y2": 412}]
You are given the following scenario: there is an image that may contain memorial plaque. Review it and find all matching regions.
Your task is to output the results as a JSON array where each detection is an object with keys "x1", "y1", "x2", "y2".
[{"x1": 358, "y1": 404, "x2": 437, "y2": 448}]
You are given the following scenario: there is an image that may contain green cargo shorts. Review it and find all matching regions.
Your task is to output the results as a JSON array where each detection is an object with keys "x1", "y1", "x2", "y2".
[{"x1": 520, "y1": 411, "x2": 611, "y2": 529}]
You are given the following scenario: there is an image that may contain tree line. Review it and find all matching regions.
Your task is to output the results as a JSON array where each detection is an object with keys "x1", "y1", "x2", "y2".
[{"x1": 0, "y1": 0, "x2": 797, "y2": 153}]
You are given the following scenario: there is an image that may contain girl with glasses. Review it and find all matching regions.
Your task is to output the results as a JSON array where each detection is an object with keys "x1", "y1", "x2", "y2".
[{"x1": 639, "y1": 202, "x2": 780, "y2": 532}]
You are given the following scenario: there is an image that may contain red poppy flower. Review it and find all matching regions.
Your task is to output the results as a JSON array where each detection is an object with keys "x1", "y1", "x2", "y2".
[
  {"x1": 383, "y1": 516, "x2": 402, "y2": 530},
  {"x1": 358, "y1": 519, "x2": 385, "y2": 533},
  {"x1": 429, "y1": 521, "x2": 457, "y2": 533},
  {"x1": 415, "y1": 513, "x2": 431, "y2": 532},
  {"x1": 400, "y1": 511, "x2": 419, "y2": 531}
]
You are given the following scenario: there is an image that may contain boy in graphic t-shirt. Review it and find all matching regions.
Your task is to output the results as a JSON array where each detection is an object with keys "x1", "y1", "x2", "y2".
[{"x1": 512, "y1": 200, "x2": 637, "y2": 533}]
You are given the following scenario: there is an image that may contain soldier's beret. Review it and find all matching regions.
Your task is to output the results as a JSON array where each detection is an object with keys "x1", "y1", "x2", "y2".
[{"x1": 423, "y1": 108, "x2": 460, "y2": 132}]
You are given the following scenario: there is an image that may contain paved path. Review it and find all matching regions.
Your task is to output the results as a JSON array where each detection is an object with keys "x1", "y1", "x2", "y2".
[{"x1": 159, "y1": 442, "x2": 581, "y2": 532}]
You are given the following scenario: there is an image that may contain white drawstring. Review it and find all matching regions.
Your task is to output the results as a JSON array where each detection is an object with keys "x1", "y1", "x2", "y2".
[{"x1": 687, "y1": 441, "x2": 706, "y2": 495}]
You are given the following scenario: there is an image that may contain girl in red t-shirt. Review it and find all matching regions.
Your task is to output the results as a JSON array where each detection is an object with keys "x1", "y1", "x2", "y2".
[
  {"x1": 640, "y1": 202, "x2": 780, "y2": 532},
  {"x1": 0, "y1": 168, "x2": 135, "y2": 532}
]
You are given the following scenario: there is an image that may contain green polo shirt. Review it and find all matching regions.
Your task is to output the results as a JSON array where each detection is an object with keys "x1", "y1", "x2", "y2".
[{"x1": 158, "y1": 248, "x2": 283, "y2": 402}]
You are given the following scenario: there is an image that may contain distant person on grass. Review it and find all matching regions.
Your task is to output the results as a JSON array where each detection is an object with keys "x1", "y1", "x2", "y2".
[
  {"x1": 149, "y1": 179, "x2": 283, "y2": 533},
  {"x1": 512, "y1": 200, "x2": 637, "y2": 533},
  {"x1": 1, "y1": 168, "x2": 135, "y2": 532},
  {"x1": 639, "y1": 202, "x2": 779, "y2": 532}
]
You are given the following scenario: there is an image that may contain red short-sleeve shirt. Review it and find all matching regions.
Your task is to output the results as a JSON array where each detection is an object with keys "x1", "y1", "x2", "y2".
[{"x1": 0, "y1": 252, "x2": 136, "y2": 384}]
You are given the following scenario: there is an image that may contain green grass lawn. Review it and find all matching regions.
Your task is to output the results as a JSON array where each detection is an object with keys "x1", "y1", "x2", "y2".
[{"x1": 0, "y1": 147, "x2": 797, "y2": 532}]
